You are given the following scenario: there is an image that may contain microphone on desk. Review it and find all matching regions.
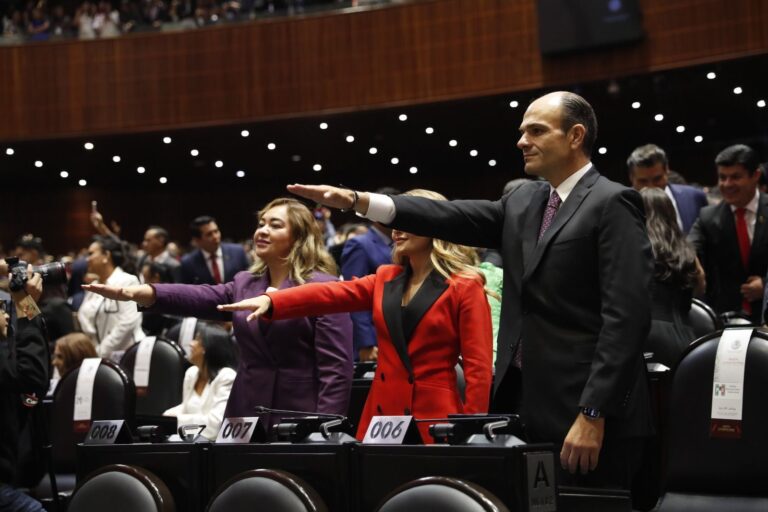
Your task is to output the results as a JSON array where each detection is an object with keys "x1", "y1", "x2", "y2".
[{"x1": 253, "y1": 405, "x2": 346, "y2": 420}]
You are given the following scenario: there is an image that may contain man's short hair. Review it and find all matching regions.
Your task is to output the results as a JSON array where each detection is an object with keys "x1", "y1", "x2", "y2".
[
  {"x1": 190, "y1": 216, "x2": 216, "y2": 239},
  {"x1": 715, "y1": 144, "x2": 761, "y2": 174},
  {"x1": 147, "y1": 226, "x2": 170, "y2": 246},
  {"x1": 15, "y1": 234, "x2": 44, "y2": 254},
  {"x1": 560, "y1": 93, "x2": 598, "y2": 157},
  {"x1": 626, "y1": 144, "x2": 668, "y2": 173}
]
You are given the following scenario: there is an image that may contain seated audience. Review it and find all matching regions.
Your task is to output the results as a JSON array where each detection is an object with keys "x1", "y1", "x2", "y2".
[
  {"x1": 163, "y1": 322, "x2": 237, "y2": 440},
  {"x1": 219, "y1": 189, "x2": 493, "y2": 444}
]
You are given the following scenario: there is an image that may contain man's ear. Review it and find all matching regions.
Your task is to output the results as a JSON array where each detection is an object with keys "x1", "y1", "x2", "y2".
[{"x1": 569, "y1": 124, "x2": 586, "y2": 150}]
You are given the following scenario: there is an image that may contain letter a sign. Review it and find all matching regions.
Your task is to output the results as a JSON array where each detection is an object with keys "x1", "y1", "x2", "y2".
[{"x1": 525, "y1": 451, "x2": 556, "y2": 511}]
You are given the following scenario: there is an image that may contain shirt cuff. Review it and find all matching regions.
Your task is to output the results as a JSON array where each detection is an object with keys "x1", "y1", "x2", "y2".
[{"x1": 364, "y1": 193, "x2": 396, "y2": 224}]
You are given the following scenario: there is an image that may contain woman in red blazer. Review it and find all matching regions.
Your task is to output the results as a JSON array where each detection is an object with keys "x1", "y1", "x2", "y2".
[{"x1": 220, "y1": 189, "x2": 494, "y2": 443}]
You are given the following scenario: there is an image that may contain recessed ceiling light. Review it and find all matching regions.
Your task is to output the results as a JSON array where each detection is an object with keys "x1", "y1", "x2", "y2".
[
  {"x1": 313, "y1": 164, "x2": 322, "y2": 171},
  {"x1": 694, "y1": 135, "x2": 703, "y2": 143},
  {"x1": 398, "y1": 114, "x2": 408, "y2": 121},
  {"x1": 60, "y1": 171, "x2": 68, "y2": 178},
  {"x1": 425, "y1": 127, "x2": 434, "y2": 134},
  {"x1": 509, "y1": 100, "x2": 519, "y2": 108},
  {"x1": 137, "y1": 166, "x2": 146, "y2": 174},
  {"x1": 159, "y1": 177, "x2": 168, "y2": 184},
  {"x1": 5, "y1": 148, "x2": 14, "y2": 155},
  {"x1": 758, "y1": 100, "x2": 766, "y2": 108},
  {"x1": 449, "y1": 140, "x2": 458, "y2": 147},
  {"x1": 733, "y1": 86, "x2": 743, "y2": 95},
  {"x1": 469, "y1": 149, "x2": 478, "y2": 157},
  {"x1": 291, "y1": 155, "x2": 301, "y2": 162},
  {"x1": 215, "y1": 160, "x2": 223, "y2": 168},
  {"x1": 190, "y1": 149, "x2": 199, "y2": 156},
  {"x1": 319, "y1": 122, "x2": 328, "y2": 130},
  {"x1": 267, "y1": 143, "x2": 276, "y2": 150},
  {"x1": 598, "y1": 147, "x2": 607, "y2": 155},
  {"x1": 409, "y1": 166, "x2": 418, "y2": 174},
  {"x1": 240, "y1": 130, "x2": 249, "y2": 138},
  {"x1": 112, "y1": 155, "x2": 121, "y2": 163},
  {"x1": 706, "y1": 72, "x2": 716, "y2": 79},
  {"x1": 163, "y1": 136, "x2": 172, "y2": 144},
  {"x1": 391, "y1": 157, "x2": 399, "y2": 165},
  {"x1": 84, "y1": 142, "x2": 94, "y2": 150},
  {"x1": 78, "y1": 179, "x2": 87, "y2": 186},
  {"x1": 654, "y1": 114, "x2": 664, "y2": 122},
  {"x1": 488, "y1": 159, "x2": 497, "y2": 167},
  {"x1": 236, "y1": 170, "x2": 245, "y2": 178},
  {"x1": 631, "y1": 101, "x2": 641, "y2": 109},
  {"x1": 676, "y1": 125, "x2": 686, "y2": 133},
  {"x1": 34, "y1": 160, "x2": 43, "y2": 168},
  {"x1": 369, "y1": 147, "x2": 378, "y2": 155},
  {"x1": 346, "y1": 135, "x2": 355, "y2": 143}
]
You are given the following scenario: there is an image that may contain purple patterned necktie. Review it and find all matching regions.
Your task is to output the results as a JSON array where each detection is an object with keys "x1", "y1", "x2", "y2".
[
  {"x1": 537, "y1": 190, "x2": 562, "y2": 241},
  {"x1": 514, "y1": 190, "x2": 563, "y2": 368}
]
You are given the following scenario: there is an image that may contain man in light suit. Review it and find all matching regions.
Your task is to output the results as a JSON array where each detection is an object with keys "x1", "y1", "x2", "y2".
[
  {"x1": 627, "y1": 143, "x2": 708, "y2": 234},
  {"x1": 288, "y1": 92, "x2": 654, "y2": 489},
  {"x1": 689, "y1": 144, "x2": 768, "y2": 324},
  {"x1": 180, "y1": 216, "x2": 250, "y2": 285}
]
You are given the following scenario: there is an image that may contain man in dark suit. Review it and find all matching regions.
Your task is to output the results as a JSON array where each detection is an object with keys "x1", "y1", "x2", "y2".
[
  {"x1": 137, "y1": 226, "x2": 181, "y2": 282},
  {"x1": 627, "y1": 143, "x2": 708, "y2": 234},
  {"x1": 180, "y1": 216, "x2": 250, "y2": 285},
  {"x1": 689, "y1": 144, "x2": 767, "y2": 324},
  {"x1": 288, "y1": 91, "x2": 654, "y2": 489}
]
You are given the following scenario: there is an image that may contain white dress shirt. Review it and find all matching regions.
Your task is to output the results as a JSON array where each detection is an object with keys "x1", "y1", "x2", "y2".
[
  {"x1": 78, "y1": 267, "x2": 145, "y2": 358},
  {"x1": 663, "y1": 186, "x2": 684, "y2": 231},
  {"x1": 729, "y1": 188, "x2": 760, "y2": 242},
  {"x1": 164, "y1": 365, "x2": 236, "y2": 440},
  {"x1": 202, "y1": 246, "x2": 224, "y2": 283}
]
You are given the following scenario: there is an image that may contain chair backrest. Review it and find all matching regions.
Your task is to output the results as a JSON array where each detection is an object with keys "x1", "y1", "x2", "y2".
[
  {"x1": 68, "y1": 464, "x2": 175, "y2": 512},
  {"x1": 375, "y1": 476, "x2": 509, "y2": 512},
  {"x1": 664, "y1": 329, "x2": 768, "y2": 495},
  {"x1": 51, "y1": 359, "x2": 135, "y2": 473},
  {"x1": 120, "y1": 337, "x2": 188, "y2": 416},
  {"x1": 207, "y1": 469, "x2": 328, "y2": 512},
  {"x1": 687, "y1": 299, "x2": 721, "y2": 339}
]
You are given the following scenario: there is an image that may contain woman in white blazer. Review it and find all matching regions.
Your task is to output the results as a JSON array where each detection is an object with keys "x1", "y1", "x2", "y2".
[
  {"x1": 78, "y1": 236, "x2": 144, "y2": 358},
  {"x1": 164, "y1": 322, "x2": 238, "y2": 440}
]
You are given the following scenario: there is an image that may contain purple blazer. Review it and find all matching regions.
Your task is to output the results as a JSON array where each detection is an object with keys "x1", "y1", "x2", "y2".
[{"x1": 148, "y1": 271, "x2": 353, "y2": 424}]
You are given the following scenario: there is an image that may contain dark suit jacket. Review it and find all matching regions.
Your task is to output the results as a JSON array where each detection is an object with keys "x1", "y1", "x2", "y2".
[
  {"x1": 341, "y1": 227, "x2": 392, "y2": 353},
  {"x1": 688, "y1": 193, "x2": 768, "y2": 323},
  {"x1": 268, "y1": 264, "x2": 493, "y2": 443},
  {"x1": 389, "y1": 168, "x2": 655, "y2": 445},
  {"x1": 180, "y1": 242, "x2": 250, "y2": 285},
  {"x1": 148, "y1": 271, "x2": 353, "y2": 424},
  {"x1": 668, "y1": 183, "x2": 708, "y2": 234}
]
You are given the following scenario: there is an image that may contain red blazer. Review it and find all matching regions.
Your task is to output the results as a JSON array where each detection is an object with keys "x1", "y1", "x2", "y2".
[{"x1": 268, "y1": 264, "x2": 493, "y2": 443}]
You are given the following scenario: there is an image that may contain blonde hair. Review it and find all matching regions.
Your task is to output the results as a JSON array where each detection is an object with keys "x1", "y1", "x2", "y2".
[
  {"x1": 393, "y1": 189, "x2": 484, "y2": 285},
  {"x1": 55, "y1": 332, "x2": 98, "y2": 376},
  {"x1": 250, "y1": 198, "x2": 338, "y2": 284}
]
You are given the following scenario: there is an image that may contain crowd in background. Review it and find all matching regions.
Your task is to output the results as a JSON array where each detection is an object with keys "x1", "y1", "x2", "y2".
[{"x1": 0, "y1": 0, "x2": 371, "y2": 42}]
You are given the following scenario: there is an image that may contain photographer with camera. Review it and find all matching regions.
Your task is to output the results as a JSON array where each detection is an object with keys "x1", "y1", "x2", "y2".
[{"x1": 0, "y1": 259, "x2": 49, "y2": 512}]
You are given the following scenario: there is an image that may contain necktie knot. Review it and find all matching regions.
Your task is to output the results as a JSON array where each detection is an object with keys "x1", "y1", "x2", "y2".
[
  {"x1": 736, "y1": 207, "x2": 747, "y2": 219},
  {"x1": 538, "y1": 191, "x2": 562, "y2": 241}
]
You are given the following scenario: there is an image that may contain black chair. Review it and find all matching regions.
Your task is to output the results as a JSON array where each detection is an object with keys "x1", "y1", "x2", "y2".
[
  {"x1": 656, "y1": 330, "x2": 768, "y2": 511},
  {"x1": 207, "y1": 469, "x2": 328, "y2": 512},
  {"x1": 375, "y1": 476, "x2": 509, "y2": 512},
  {"x1": 120, "y1": 337, "x2": 188, "y2": 417},
  {"x1": 68, "y1": 464, "x2": 175, "y2": 512},
  {"x1": 687, "y1": 299, "x2": 722, "y2": 339},
  {"x1": 42, "y1": 359, "x2": 135, "y2": 497}
]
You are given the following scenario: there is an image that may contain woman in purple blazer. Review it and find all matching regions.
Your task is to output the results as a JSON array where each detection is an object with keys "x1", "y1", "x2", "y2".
[{"x1": 84, "y1": 198, "x2": 353, "y2": 429}]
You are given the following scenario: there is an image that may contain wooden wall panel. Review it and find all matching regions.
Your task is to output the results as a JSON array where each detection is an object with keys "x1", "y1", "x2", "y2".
[{"x1": 1, "y1": 0, "x2": 767, "y2": 141}]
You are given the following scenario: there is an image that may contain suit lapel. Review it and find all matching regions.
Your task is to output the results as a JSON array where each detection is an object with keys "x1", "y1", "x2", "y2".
[
  {"x1": 523, "y1": 169, "x2": 597, "y2": 282},
  {"x1": 194, "y1": 250, "x2": 214, "y2": 284},
  {"x1": 382, "y1": 269, "x2": 414, "y2": 379},
  {"x1": 749, "y1": 193, "x2": 768, "y2": 268},
  {"x1": 401, "y1": 270, "x2": 449, "y2": 343},
  {"x1": 717, "y1": 203, "x2": 740, "y2": 265}
]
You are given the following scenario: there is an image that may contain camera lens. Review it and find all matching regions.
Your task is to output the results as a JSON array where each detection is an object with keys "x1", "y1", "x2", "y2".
[{"x1": 32, "y1": 262, "x2": 68, "y2": 286}]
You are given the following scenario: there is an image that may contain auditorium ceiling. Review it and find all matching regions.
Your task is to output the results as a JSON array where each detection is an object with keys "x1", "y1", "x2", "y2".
[{"x1": 3, "y1": 52, "x2": 767, "y2": 199}]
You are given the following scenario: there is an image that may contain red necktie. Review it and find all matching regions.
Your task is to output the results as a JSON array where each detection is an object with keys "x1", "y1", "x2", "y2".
[
  {"x1": 210, "y1": 253, "x2": 222, "y2": 284},
  {"x1": 734, "y1": 208, "x2": 751, "y2": 314}
]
